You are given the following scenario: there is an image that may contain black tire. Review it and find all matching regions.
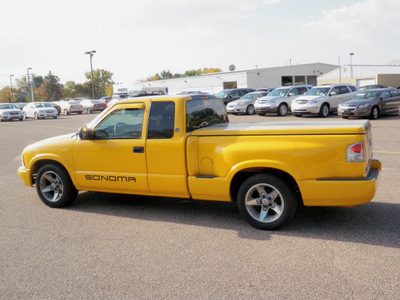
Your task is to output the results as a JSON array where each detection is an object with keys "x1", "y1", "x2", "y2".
[
  {"x1": 277, "y1": 103, "x2": 288, "y2": 116},
  {"x1": 87, "y1": 107, "x2": 91, "y2": 114},
  {"x1": 319, "y1": 103, "x2": 330, "y2": 118},
  {"x1": 246, "y1": 105, "x2": 255, "y2": 115},
  {"x1": 36, "y1": 164, "x2": 78, "y2": 208},
  {"x1": 64, "y1": 109, "x2": 68, "y2": 116},
  {"x1": 369, "y1": 106, "x2": 379, "y2": 120},
  {"x1": 237, "y1": 174, "x2": 298, "y2": 230},
  {"x1": 342, "y1": 116, "x2": 349, "y2": 119}
]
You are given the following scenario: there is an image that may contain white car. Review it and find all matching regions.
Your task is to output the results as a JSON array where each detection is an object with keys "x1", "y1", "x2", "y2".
[
  {"x1": 254, "y1": 85, "x2": 312, "y2": 116},
  {"x1": 0, "y1": 103, "x2": 23, "y2": 121},
  {"x1": 57, "y1": 99, "x2": 84, "y2": 115},
  {"x1": 291, "y1": 84, "x2": 358, "y2": 117},
  {"x1": 23, "y1": 102, "x2": 58, "y2": 119},
  {"x1": 226, "y1": 91, "x2": 269, "y2": 115}
]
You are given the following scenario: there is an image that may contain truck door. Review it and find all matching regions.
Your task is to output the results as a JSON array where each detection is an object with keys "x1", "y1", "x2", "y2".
[
  {"x1": 145, "y1": 100, "x2": 190, "y2": 197},
  {"x1": 73, "y1": 103, "x2": 149, "y2": 193}
]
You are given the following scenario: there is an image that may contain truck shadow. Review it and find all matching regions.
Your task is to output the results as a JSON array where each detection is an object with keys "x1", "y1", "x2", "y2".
[{"x1": 68, "y1": 192, "x2": 400, "y2": 249}]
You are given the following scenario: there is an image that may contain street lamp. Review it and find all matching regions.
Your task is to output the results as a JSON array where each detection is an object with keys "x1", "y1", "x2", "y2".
[
  {"x1": 85, "y1": 50, "x2": 96, "y2": 99},
  {"x1": 350, "y1": 52, "x2": 354, "y2": 78},
  {"x1": 27, "y1": 67, "x2": 34, "y2": 102},
  {"x1": 9, "y1": 75, "x2": 14, "y2": 103}
]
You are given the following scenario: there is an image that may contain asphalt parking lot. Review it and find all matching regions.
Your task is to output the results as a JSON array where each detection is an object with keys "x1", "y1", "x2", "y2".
[{"x1": 1, "y1": 112, "x2": 399, "y2": 299}]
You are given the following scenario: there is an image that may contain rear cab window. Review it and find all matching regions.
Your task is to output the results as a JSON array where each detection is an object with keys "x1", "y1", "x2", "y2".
[{"x1": 186, "y1": 96, "x2": 228, "y2": 132}]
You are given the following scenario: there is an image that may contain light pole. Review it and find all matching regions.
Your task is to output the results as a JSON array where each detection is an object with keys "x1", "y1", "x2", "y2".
[
  {"x1": 85, "y1": 50, "x2": 96, "y2": 99},
  {"x1": 27, "y1": 67, "x2": 34, "y2": 102},
  {"x1": 9, "y1": 75, "x2": 14, "y2": 103},
  {"x1": 350, "y1": 52, "x2": 354, "y2": 78}
]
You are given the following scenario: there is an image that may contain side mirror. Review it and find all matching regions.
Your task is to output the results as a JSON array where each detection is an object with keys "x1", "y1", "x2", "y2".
[
  {"x1": 78, "y1": 125, "x2": 93, "y2": 140},
  {"x1": 330, "y1": 91, "x2": 337, "y2": 96},
  {"x1": 288, "y1": 92, "x2": 295, "y2": 96}
]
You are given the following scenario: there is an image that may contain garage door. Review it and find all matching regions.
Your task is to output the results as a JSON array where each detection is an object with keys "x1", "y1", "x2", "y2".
[{"x1": 356, "y1": 78, "x2": 376, "y2": 88}]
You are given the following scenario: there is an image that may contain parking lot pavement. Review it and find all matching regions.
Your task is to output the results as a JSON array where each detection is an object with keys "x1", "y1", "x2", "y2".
[{"x1": 0, "y1": 113, "x2": 399, "y2": 299}]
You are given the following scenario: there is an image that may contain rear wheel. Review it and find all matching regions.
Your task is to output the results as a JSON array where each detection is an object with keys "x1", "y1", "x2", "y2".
[
  {"x1": 87, "y1": 107, "x2": 91, "y2": 114},
  {"x1": 237, "y1": 174, "x2": 298, "y2": 230},
  {"x1": 277, "y1": 103, "x2": 288, "y2": 116},
  {"x1": 319, "y1": 103, "x2": 330, "y2": 118},
  {"x1": 246, "y1": 105, "x2": 255, "y2": 115},
  {"x1": 369, "y1": 106, "x2": 379, "y2": 120},
  {"x1": 36, "y1": 164, "x2": 78, "y2": 208}
]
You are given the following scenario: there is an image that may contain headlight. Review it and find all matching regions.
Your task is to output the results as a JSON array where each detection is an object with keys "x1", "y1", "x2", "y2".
[
  {"x1": 268, "y1": 100, "x2": 276, "y2": 105},
  {"x1": 237, "y1": 103, "x2": 245, "y2": 107},
  {"x1": 358, "y1": 103, "x2": 369, "y2": 109},
  {"x1": 310, "y1": 100, "x2": 318, "y2": 105}
]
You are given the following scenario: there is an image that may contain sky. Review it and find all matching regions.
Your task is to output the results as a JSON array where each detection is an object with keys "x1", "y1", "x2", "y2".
[{"x1": 1, "y1": 0, "x2": 399, "y2": 89}]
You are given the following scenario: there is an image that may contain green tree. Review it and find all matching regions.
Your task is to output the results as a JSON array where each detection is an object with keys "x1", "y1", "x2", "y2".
[
  {"x1": 84, "y1": 69, "x2": 114, "y2": 99},
  {"x1": 38, "y1": 71, "x2": 63, "y2": 101},
  {"x1": 63, "y1": 81, "x2": 78, "y2": 98}
]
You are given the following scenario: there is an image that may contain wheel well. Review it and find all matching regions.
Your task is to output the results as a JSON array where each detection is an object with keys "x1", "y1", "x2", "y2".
[
  {"x1": 230, "y1": 168, "x2": 303, "y2": 205},
  {"x1": 31, "y1": 160, "x2": 70, "y2": 185}
]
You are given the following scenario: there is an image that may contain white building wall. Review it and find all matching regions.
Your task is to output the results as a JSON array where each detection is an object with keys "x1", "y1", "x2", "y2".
[{"x1": 126, "y1": 63, "x2": 337, "y2": 95}]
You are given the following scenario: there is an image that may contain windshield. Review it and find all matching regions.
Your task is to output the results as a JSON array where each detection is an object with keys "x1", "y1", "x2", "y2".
[
  {"x1": 0, "y1": 104, "x2": 17, "y2": 109},
  {"x1": 305, "y1": 87, "x2": 330, "y2": 96},
  {"x1": 268, "y1": 88, "x2": 290, "y2": 97},
  {"x1": 241, "y1": 93, "x2": 260, "y2": 100},
  {"x1": 352, "y1": 91, "x2": 382, "y2": 101},
  {"x1": 34, "y1": 103, "x2": 52, "y2": 108},
  {"x1": 186, "y1": 98, "x2": 228, "y2": 132},
  {"x1": 216, "y1": 91, "x2": 229, "y2": 98}
]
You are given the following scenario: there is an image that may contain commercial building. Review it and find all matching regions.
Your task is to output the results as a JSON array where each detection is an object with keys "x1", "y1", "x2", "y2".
[
  {"x1": 123, "y1": 62, "x2": 337, "y2": 95},
  {"x1": 318, "y1": 65, "x2": 400, "y2": 88}
]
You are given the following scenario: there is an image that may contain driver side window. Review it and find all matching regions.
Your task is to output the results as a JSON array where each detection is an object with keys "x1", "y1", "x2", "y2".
[{"x1": 93, "y1": 108, "x2": 144, "y2": 139}]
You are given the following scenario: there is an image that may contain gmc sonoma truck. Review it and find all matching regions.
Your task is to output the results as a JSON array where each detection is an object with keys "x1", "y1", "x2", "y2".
[{"x1": 18, "y1": 94, "x2": 381, "y2": 230}]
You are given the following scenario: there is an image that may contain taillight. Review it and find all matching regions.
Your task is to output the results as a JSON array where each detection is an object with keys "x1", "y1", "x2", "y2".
[{"x1": 346, "y1": 141, "x2": 365, "y2": 162}]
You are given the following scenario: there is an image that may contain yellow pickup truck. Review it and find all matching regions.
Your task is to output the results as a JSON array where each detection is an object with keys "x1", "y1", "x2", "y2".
[{"x1": 18, "y1": 94, "x2": 381, "y2": 230}]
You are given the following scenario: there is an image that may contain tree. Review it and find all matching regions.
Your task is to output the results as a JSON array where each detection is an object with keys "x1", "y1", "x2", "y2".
[
  {"x1": 84, "y1": 69, "x2": 114, "y2": 99},
  {"x1": 63, "y1": 81, "x2": 78, "y2": 98},
  {"x1": 37, "y1": 71, "x2": 63, "y2": 101},
  {"x1": 145, "y1": 67, "x2": 222, "y2": 82}
]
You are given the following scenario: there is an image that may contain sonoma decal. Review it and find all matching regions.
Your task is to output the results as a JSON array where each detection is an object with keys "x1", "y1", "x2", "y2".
[{"x1": 85, "y1": 175, "x2": 136, "y2": 182}]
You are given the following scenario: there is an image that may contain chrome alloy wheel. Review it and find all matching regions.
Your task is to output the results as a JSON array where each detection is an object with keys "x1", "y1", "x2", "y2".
[
  {"x1": 38, "y1": 170, "x2": 64, "y2": 202},
  {"x1": 244, "y1": 183, "x2": 284, "y2": 223}
]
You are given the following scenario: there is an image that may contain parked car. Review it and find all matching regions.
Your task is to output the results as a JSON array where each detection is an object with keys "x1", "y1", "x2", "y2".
[
  {"x1": 79, "y1": 99, "x2": 107, "y2": 114},
  {"x1": 291, "y1": 84, "x2": 358, "y2": 117},
  {"x1": 99, "y1": 96, "x2": 112, "y2": 104},
  {"x1": 254, "y1": 85, "x2": 312, "y2": 116},
  {"x1": 13, "y1": 103, "x2": 28, "y2": 110},
  {"x1": 0, "y1": 103, "x2": 23, "y2": 121},
  {"x1": 256, "y1": 87, "x2": 276, "y2": 93},
  {"x1": 48, "y1": 102, "x2": 61, "y2": 115},
  {"x1": 216, "y1": 88, "x2": 256, "y2": 104},
  {"x1": 358, "y1": 84, "x2": 388, "y2": 91},
  {"x1": 23, "y1": 102, "x2": 58, "y2": 119},
  {"x1": 338, "y1": 88, "x2": 400, "y2": 119},
  {"x1": 57, "y1": 99, "x2": 84, "y2": 115},
  {"x1": 226, "y1": 91, "x2": 269, "y2": 115}
]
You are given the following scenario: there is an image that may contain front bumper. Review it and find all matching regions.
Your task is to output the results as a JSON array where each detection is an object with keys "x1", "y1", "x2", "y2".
[
  {"x1": 298, "y1": 159, "x2": 381, "y2": 207},
  {"x1": 18, "y1": 166, "x2": 33, "y2": 187},
  {"x1": 338, "y1": 107, "x2": 369, "y2": 117},
  {"x1": 254, "y1": 106, "x2": 278, "y2": 114}
]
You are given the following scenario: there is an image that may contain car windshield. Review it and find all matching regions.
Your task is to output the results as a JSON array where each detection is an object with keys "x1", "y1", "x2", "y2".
[
  {"x1": 352, "y1": 91, "x2": 382, "y2": 101},
  {"x1": 34, "y1": 103, "x2": 52, "y2": 108},
  {"x1": 186, "y1": 98, "x2": 228, "y2": 132},
  {"x1": 268, "y1": 88, "x2": 290, "y2": 97},
  {"x1": 241, "y1": 93, "x2": 259, "y2": 100},
  {"x1": 216, "y1": 91, "x2": 229, "y2": 98},
  {"x1": 0, "y1": 104, "x2": 17, "y2": 109},
  {"x1": 68, "y1": 100, "x2": 81, "y2": 104},
  {"x1": 305, "y1": 87, "x2": 330, "y2": 96}
]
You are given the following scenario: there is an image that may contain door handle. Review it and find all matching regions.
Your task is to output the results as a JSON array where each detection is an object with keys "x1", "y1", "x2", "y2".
[{"x1": 133, "y1": 146, "x2": 144, "y2": 153}]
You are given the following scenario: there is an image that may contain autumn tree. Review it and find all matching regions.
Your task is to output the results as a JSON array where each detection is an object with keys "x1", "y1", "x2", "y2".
[
  {"x1": 37, "y1": 71, "x2": 63, "y2": 101},
  {"x1": 84, "y1": 69, "x2": 114, "y2": 99}
]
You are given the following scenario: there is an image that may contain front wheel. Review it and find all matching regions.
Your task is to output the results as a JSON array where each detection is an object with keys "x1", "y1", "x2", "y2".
[
  {"x1": 246, "y1": 105, "x2": 255, "y2": 115},
  {"x1": 277, "y1": 103, "x2": 288, "y2": 116},
  {"x1": 64, "y1": 109, "x2": 69, "y2": 116},
  {"x1": 319, "y1": 103, "x2": 330, "y2": 118},
  {"x1": 87, "y1": 107, "x2": 91, "y2": 114},
  {"x1": 369, "y1": 106, "x2": 379, "y2": 120},
  {"x1": 237, "y1": 174, "x2": 298, "y2": 230},
  {"x1": 36, "y1": 164, "x2": 78, "y2": 208}
]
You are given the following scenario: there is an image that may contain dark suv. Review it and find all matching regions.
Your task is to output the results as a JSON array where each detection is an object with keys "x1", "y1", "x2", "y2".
[{"x1": 216, "y1": 88, "x2": 255, "y2": 104}]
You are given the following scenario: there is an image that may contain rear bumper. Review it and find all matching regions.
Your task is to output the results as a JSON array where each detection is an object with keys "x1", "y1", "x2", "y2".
[{"x1": 299, "y1": 159, "x2": 381, "y2": 207}]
